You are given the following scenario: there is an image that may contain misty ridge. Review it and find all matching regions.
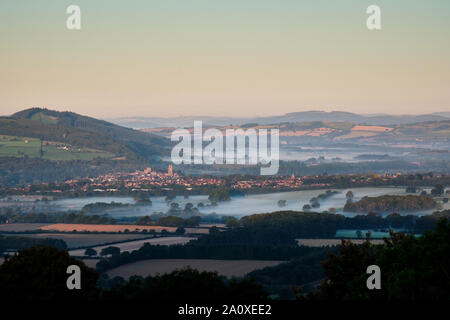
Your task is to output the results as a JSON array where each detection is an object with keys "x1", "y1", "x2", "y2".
[{"x1": 107, "y1": 110, "x2": 450, "y2": 129}]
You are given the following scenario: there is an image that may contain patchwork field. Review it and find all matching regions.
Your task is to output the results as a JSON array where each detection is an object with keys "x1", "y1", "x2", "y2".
[
  {"x1": 106, "y1": 259, "x2": 284, "y2": 278},
  {"x1": 82, "y1": 259, "x2": 100, "y2": 268},
  {"x1": 184, "y1": 227, "x2": 210, "y2": 234},
  {"x1": 351, "y1": 125, "x2": 393, "y2": 132},
  {"x1": 0, "y1": 134, "x2": 113, "y2": 160},
  {"x1": 0, "y1": 257, "x2": 99, "y2": 269},
  {"x1": 297, "y1": 239, "x2": 384, "y2": 247},
  {"x1": 333, "y1": 131, "x2": 379, "y2": 140},
  {"x1": 0, "y1": 223, "x2": 51, "y2": 232},
  {"x1": 40, "y1": 224, "x2": 178, "y2": 233},
  {"x1": 69, "y1": 236, "x2": 196, "y2": 256},
  {"x1": 198, "y1": 223, "x2": 226, "y2": 228},
  {"x1": 9, "y1": 233, "x2": 155, "y2": 248}
]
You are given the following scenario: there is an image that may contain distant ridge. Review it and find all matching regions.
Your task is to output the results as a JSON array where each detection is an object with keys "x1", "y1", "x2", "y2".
[
  {"x1": 107, "y1": 110, "x2": 450, "y2": 129},
  {"x1": 433, "y1": 112, "x2": 450, "y2": 118}
]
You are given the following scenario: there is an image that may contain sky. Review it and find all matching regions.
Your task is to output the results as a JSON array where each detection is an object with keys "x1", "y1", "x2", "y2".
[{"x1": 1, "y1": 0, "x2": 450, "y2": 118}]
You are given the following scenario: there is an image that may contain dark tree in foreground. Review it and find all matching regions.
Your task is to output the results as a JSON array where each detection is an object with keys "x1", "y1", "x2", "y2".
[
  {"x1": 0, "y1": 246, "x2": 99, "y2": 300},
  {"x1": 306, "y1": 218, "x2": 450, "y2": 300},
  {"x1": 0, "y1": 247, "x2": 267, "y2": 301},
  {"x1": 100, "y1": 268, "x2": 268, "y2": 301}
]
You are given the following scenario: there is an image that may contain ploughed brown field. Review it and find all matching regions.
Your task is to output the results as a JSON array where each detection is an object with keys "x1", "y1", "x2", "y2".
[
  {"x1": 351, "y1": 125, "x2": 393, "y2": 132},
  {"x1": 106, "y1": 259, "x2": 284, "y2": 278},
  {"x1": 39, "y1": 224, "x2": 210, "y2": 235}
]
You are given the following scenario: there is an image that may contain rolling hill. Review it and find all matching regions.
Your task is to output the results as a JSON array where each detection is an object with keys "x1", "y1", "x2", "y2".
[
  {"x1": 141, "y1": 119, "x2": 450, "y2": 145},
  {"x1": 0, "y1": 108, "x2": 169, "y2": 161},
  {"x1": 108, "y1": 110, "x2": 450, "y2": 129}
]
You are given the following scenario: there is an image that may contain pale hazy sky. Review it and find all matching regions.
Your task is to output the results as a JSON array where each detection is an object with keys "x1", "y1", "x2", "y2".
[{"x1": 1, "y1": 1, "x2": 449, "y2": 118}]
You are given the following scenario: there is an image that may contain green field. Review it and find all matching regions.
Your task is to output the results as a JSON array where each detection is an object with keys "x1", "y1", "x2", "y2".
[{"x1": 0, "y1": 135, "x2": 114, "y2": 160}]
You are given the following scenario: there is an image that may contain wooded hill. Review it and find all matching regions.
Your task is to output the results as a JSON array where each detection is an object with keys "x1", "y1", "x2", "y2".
[{"x1": 0, "y1": 108, "x2": 169, "y2": 162}]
